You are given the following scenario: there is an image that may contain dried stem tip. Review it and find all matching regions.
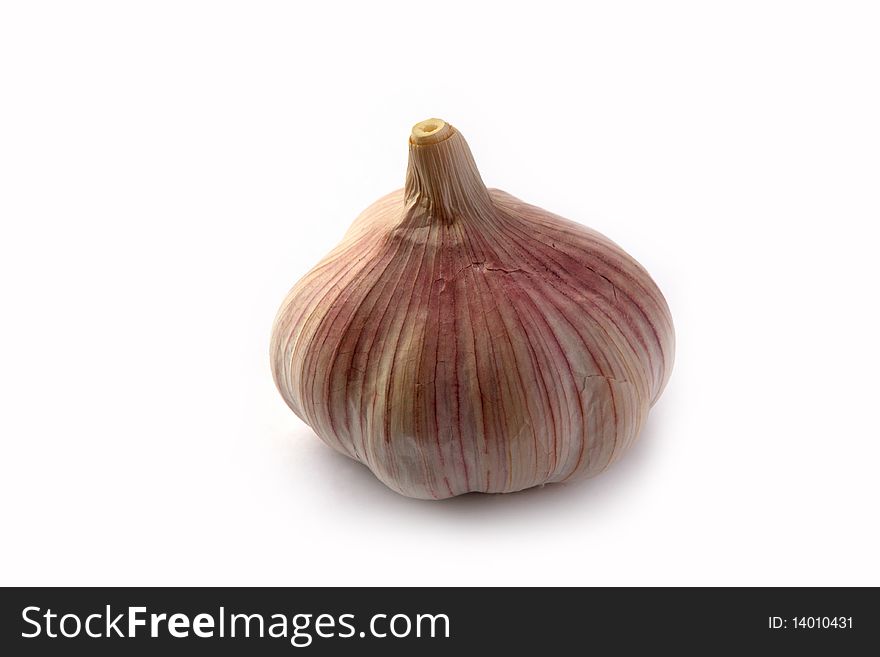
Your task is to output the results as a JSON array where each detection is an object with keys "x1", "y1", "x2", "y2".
[{"x1": 410, "y1": 118, "x2": 453, "y2": 145}]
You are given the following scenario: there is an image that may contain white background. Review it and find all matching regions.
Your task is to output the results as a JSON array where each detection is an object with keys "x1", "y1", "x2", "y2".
[{"x1": 2, "y1": 1, "x2": 878, "y2": 586}]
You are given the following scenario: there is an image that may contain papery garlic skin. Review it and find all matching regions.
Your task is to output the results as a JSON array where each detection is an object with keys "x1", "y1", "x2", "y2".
[{"x1": 271, "y1": 119, "x2": 674, "y2": 499}]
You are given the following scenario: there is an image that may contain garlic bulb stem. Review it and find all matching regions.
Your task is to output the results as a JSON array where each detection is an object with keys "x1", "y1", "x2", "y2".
[{"x1": 404, "y1": 120, "x2": 493, "y2": 224}]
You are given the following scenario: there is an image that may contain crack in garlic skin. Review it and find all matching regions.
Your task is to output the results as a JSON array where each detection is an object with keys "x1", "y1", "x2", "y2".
[{"x1": 271, "y1": 123, "x2": 674, "y2": 499}]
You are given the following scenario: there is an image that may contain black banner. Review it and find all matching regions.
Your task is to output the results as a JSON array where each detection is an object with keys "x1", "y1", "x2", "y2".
[{"x1": 1, "y1": 587, "x2": 875, "y2": 654}]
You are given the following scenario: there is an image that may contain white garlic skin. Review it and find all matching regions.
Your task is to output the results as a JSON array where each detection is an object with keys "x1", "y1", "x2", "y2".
[{"x1": 271, "y1": 120, "x2": 674, "y2": 499}]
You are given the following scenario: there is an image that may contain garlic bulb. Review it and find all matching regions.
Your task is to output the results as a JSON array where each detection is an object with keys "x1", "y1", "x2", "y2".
[{"x1": 271, "y1": 119, "x2": 674, "y2": 499}]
